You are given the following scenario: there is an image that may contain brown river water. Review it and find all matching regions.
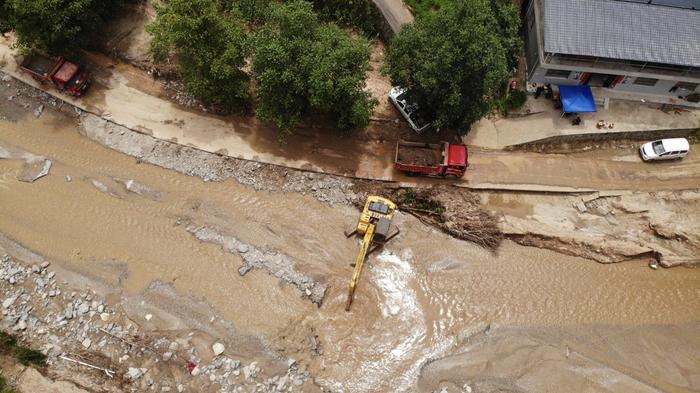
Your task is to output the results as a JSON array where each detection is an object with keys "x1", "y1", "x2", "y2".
[{"x1": 1, "y1": 108, "x2": 699, "y2": 392}]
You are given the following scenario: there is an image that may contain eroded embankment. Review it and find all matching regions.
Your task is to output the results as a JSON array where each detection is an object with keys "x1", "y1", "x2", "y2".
[{"x1": 482, "y1": 191, "x2": 700, "y2": 267}]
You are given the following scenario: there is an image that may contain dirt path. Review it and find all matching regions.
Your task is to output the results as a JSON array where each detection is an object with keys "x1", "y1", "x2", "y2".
[{"x1": 1, "y1": 80, "x2": 700, "y2": 392}]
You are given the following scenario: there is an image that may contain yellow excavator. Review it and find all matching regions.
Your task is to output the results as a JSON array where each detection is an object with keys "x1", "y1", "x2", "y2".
[{"x1": 344, "y1": 196, "x2": 400, "y2": 311}]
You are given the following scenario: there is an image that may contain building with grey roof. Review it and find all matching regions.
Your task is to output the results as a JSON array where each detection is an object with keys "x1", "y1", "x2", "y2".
[{"x1": 525, "y1": 0, "x2": 700, "y2": 102}]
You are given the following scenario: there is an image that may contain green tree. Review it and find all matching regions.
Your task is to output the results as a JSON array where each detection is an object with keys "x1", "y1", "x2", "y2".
[
  {"x1": 386, "y1": 0, "x2": 521, "y2": 134},
  {"x1": 148, "y1": 0, "x2": 250, "y2": 111},
  {"x1": 1, "y1": 0, "x2": 119, "y2": 53},
  {"x1": 311, "y1": 0, "x2": 381, "y2": 35},
  {"x1": 252, "y1": 0, "x2": 375, "y2": 139}
]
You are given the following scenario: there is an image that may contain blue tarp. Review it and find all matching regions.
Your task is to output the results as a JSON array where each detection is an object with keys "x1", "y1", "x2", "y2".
[{"x1": 559, "y1": 85, "x2": 597, "y2": 113}]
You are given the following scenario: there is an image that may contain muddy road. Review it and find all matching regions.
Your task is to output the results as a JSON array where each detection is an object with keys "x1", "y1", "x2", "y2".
[{"x1": 1, "y1": 80, "x2": 700, "y2": 392}]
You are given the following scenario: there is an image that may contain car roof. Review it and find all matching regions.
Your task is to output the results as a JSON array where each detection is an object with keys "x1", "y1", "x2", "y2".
[{"x1": 660, "y1": 138, "x2": 690, "y2": 151}]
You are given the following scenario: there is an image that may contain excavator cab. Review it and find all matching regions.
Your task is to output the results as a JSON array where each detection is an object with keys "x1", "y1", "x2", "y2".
[{"x1": 344, "y1": 196, "x2": 400, "y2": 311}]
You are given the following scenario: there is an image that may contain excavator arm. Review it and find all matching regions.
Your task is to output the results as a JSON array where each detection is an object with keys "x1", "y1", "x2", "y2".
[{"x1": 345, "y1": 224, "x2": 375, "y2": 311}]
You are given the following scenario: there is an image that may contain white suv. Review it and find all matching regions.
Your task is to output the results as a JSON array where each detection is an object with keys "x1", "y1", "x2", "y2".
[
  {"x1": 639, "y1": 138, "x2": 690, "y2": 161},
  {"x1": 389, "y1": 87, "x2": 432, "y2": 134}
]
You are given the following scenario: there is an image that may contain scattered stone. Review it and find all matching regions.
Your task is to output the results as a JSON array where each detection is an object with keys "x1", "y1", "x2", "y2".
[
  {"x1": 649, "y1": 262, "x2": 659, "y2": 270},
  {"x1": 17, "y1": 158, "x2": 52, "y2": 183},
  {"x1": 145, "y1": 313, "x2": 153, "y2": 321},
  {"x1": 126, "y1": 367, "x2": 147, "y2": 381},
  {"x1": 77, "y1": 303, "x2": 90, "y2": 316},
  {"x1": 15, "y1": 320, "x2": 27, "y2": 331},
  {"x1": 40, "y1": 261, "x2": 50, "y2": 269},
  {"x1": 190, "y1": 366, "x2": 200, "y2": 376},
  {"x1": 33, "y1": 104, "x2": 44, "y2": 118},
  {"x1": 212, "y1": 342, "x2": 225, "y2": 356},
  {"x1": 237, "y1": 244, "x2": 249, "y2": 254},
  {"x1": 81, "y1": 338, "x2": 91, "y2": 349},
  {"x1": 162, "y1": 352, "x2": 173, "y2": 361},
  {"x1": 65, "y1": 175, "x2": 72, "y2": 182},
  {"x1": 3, "y1": 296, "x2": 17, "y2": 308}
]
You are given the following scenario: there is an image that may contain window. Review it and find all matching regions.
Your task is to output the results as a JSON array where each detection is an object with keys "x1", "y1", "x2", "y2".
[
  {"x1": 545, "y1": 69, "x2": 572, "y2": 79},
  {"x1": 633, "y1": 77, "x2": 658, "y2": 86},
  {"x1": 672, "y1": 82, "x2": 699, "y2": 92}
]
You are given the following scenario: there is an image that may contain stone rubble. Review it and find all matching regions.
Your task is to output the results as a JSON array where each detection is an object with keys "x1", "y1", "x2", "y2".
[
  {"x1": 187, "y1": 224, "x2": 327, "y2": 305},
  {"x1": 0, "y1": 252, "x2": 312, "y2": 392}
]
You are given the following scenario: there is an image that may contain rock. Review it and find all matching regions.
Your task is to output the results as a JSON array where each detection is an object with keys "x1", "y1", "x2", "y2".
[
  {"x1": 287, "y1": 358, "x2": 296, "y2": 368},
  {"x1": 162, "y1": 351, "x2": 173, "y2": 361},
  {"x1": 77, "y1": 303, "x2": 90, "y2": 316},
  {"x1": 237, "y1": 244, "x2": 249, "y2": 253},
  {"x1": 212, "y1": 342, "x2": 225, "y2": 356},
  {"x1": 190, "y1": 366, "x2": 200, "y2": 376},
  {"x1": 33, "y1": 104, "x2": 44, "y2": 118},
  {"x1": 8, "y1": 277, "x2": 16, "y2": 285},
  {"x1": 65, "y1": 304, "x2": 74, "y2": 319},
  {"x1": 17, "y1": 159, "x2": 52, "y2": 183},
  {"x1": 65, "y1": 175, "x2": 72, "y2": 182},
  {"x1": 161, "y1": 387, "x2": 171, "y2": 392},
  {"x1": 1, "y1": 74, "x2": 11, "y2": 82},
  {"x1": 145, "y1": 313, "x2": 153, "y2": 321},
  {"x1": 649, "y1": 262, "x2": 659, "y2": 270},
  {"x1": 177, "y1": 385, "x2": 184, "y2": 393},
  {"x1": 168, "y1": 341, "x2": 179, "y2": 351},
  {"x1": 81, "y1": 338, "x2": 91, "y2": 349},
  {"x1": 40, "y1": 261, "x2": 50, "y2": 269},
  {"x1": 100, "y1": 313, "x2": 110, "y2": 321},
  {"x1": 126, "y1": 367, "x2": 147, "y2": 381},
  {"x1": 3, "y1": 296, "x2": 17, "y2": 308},
  {"x1": 15, "y1": 320, "x2": 27, "y2": 331}
]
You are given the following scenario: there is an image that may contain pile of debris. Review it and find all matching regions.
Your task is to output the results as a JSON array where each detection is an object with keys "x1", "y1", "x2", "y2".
[
  {"x1": 353, "y1": 184, "x2": 503, "y2": 250},
  {"x1": 0, "y1": 252, "x2": 313, "y2": 392}
]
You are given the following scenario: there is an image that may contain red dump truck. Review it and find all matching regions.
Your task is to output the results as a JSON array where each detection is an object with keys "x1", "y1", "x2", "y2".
[
  {"x1": 394, "y1": 140, "x2": 468, "y2": 178},
  {"x1": 20, "y1": 54, "x2": 90, "y2": 97}
]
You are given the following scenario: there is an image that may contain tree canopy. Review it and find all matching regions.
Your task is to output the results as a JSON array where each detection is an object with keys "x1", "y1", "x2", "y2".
[
  {"x1": 148, "y1": 0, "x2": 250, "y2": 111},
  {"x1": 1, "y1": 0, "x2": 121, "y2": 53},
  {"x1": 386, "y1": 0, "x2": 521, "y2": 134},
  {"x1": 252, "y1": 0, "x2": 375, "y2": 139}
]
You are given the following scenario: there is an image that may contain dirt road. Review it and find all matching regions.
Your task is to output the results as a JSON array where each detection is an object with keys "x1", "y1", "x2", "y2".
[
  {"x1": 1, "y1": 78, "x2": 699, "y2": 392},
  {"x1": 371, "y1": 0, "x2": 415, "y2": 34},
  {"x1": 5, "y1": 40, "x2": 698, "y2": 193}
]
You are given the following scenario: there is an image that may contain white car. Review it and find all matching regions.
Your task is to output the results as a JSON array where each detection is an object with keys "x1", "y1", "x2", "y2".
[
  {"x1": 639, "y1": 138, "x2": 690, "y2": 161},
  {"x1": 389, "y1": 86, "x2": 432, "y2": 134}
]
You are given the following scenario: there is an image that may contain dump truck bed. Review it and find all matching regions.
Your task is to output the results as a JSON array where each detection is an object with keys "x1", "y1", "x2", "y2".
[
  {"x1": 395, "y1": 141, "x2": 445, "y2": 168},
  {"x1": 20, "y1": 55, "x2": 58, "y2": 75}
]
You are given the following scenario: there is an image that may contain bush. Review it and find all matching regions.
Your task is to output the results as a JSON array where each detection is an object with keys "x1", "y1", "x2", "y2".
[
  {"x1": 311, "y1": 0, "x2": 382, "y2": 35},
  {"x1": 506, "y1": 89, "x2": 527, "y2": 110},
  {"x1": 1, "y1": 0, "x2": 133, "y2": 53},
  {"x1": 14, "y1": 346, "x2": 47, "y2": 367},
  {"x1": 0, "y1": 331, "x2": 47, "y2": 367}
]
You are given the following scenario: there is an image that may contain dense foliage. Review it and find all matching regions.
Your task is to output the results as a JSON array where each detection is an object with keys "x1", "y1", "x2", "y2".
[
  {"x1": 311, "y1": 0, "x2": 382, "y2": 35},
  {"x1": 148, "y1": 0, "x2": 250, "y2": 111},
  {"x1": 0, "y1": 0, "x2": 126, "y2": 53},
  {"x1": 386, "y1": 0, "x2": 522, "y2": 134},
  {"x1": 252, "y1": 0, "x2": 375, "y2": 139}
]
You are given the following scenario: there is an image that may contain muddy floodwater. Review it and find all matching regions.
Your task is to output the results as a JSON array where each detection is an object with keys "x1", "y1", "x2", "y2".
[{"x1": 1, "y1": 107, "x2": 700, "y2": 392}]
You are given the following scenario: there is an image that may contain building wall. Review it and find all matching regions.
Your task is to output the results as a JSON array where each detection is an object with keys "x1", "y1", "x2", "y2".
[{"x1": 528, "y1": 63, "x2": 700, "y2": 96}]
